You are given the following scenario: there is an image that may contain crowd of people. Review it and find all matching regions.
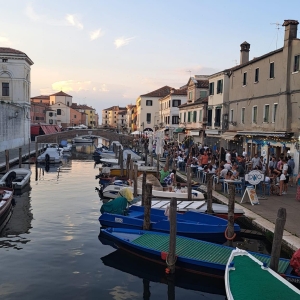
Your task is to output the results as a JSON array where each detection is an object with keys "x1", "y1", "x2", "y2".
[{"x1": 156, "y1": 137, "x2": 298, "y2": 198}]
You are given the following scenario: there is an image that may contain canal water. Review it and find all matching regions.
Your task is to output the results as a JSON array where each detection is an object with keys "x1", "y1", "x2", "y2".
[{"x1": 0, "y1": 141, "x2": 272, "y2": 300}]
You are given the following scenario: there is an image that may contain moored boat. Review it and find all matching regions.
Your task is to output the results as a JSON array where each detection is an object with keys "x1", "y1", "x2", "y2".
[
  {"x1": 100, "y1": 227, "x2": 300, "y2": 288},
  {"x1": 99, "y1": 205, "x2": 240, "y2": 243},
  {"x1": 225, "y1": 248, "x2": 300, "y2": 299},
  {"x1": 0, "y1": 187, "x2": 14, "y2": 221},
  {"x1": 37, "y1": 148, "x2": 63, "y2": 164},
  {"x1": 0, "y1": 168, "x2": 32, "y2": 190}
]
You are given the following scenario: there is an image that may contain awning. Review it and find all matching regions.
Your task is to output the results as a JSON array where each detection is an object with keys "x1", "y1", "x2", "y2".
[
  {"x1": 174, "y1": 127, "x2": 185, "y2": 133},
  {"x1": 237, "y1": 131, "x2": 287, "y2": 137},
  {"x1": 220, "y1": 131, "x2": 237, "y2": 140},
  {"x1": 190, "y1": 130, "x2": 200, "y2": 136},
  {"x1": 143, "y1": 128, "x2": 153, "y2": 132},
  {"x1": 41, "y1": 125, "x2": 61, "y2": 135}
]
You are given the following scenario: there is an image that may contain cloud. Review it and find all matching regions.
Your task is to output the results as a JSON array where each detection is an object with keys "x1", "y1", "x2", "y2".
[
  {"x1": 65, "y1": 14, "x2": 83, "y2": 30},
  {"x1": 25, "y1": 3, "x2": 41, "y2": 21},
  {"x1": 114, "y1": 36, "x2": 135, "y2": 49},
  {"x1": 52, "y1": 80, "x2": 91, "y2": 92},
  {"x1": 100, "y1": 84, "x2": 109, "y2": 92},
  {"x1": 0, "y1": 36, "x2": 12, "y2": 47},
  {"x1": 90, "y1": 29, "x2": 103, "y2": 41}
]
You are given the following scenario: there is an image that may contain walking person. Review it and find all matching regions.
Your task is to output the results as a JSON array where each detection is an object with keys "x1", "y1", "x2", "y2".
[{"x1": 288, "y1": 155, "x2": 295, "y2": 186}]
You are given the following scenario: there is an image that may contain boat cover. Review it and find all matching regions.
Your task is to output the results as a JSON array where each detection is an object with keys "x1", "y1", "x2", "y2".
[
  {"x1": 100, "y1": 197, "x2": 128, "y2": 215},
  {"x1": 290, "y1": 248, "x2": 300, "y2": 276}
]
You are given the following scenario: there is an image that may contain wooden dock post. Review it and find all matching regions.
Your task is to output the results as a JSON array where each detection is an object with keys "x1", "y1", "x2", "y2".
[
  {"x1": 5, "y1": 150, "x2": 9, "y2": 172},
  {"x1": 227, "y1": 183, "x2": 236, "y2": 247},
  {"x1": 150, "y1": 148, "x2": 153, "y2": 166},
  {"x1": 28, "y1": 138, "x2": 30, "y2": 160},
  {"x1": 35, "y1": 141, "x2": 38, "y2": 161},
  {"x1": 143, "y1": 183, "x2": 152, "y2": 230},
  {"x1": 133, "y1": 164, "x2": 138, "y2": 197},
  {"x1": 143, "y1": 279, "x2": 151, "y2": 300},
  {"x1": 270, "y1": 208, "x2": 286, "y2": 272},
  {"x1": 141, "y1": 171, "x2": 147, "y2": 206},
  {"x1": 156, "y1": 154, "x2": 160, "y2": 178},
  {"x1": 206, "y1": 173, "x2": 213, "y2": 214},
  {"x1": 144, "y1": 142, "x2": 148, "y2": 166},
  {"x1": 187, "y1": 166, "x2": 191, "y2": 200},
  {"x1": 129, "y1": 160, "x2": 134, "y2": 180},
  {"x1": 167, "y1": 197, "x2": 177, "y2": 274},
  {"x1": 18, "y1": 147, "x2": 22, "y2": 168},
  {"x1": 126, "y1": 154, "x2": 131, "y2": 178},
  {"x1": 120, "y1": 148, "x2": 124, "y2": 177}
]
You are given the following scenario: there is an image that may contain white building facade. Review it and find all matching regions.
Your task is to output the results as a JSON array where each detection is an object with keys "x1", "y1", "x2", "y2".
[{"x1": 0, "y1": 47, "x2": 34, "y2": 151}]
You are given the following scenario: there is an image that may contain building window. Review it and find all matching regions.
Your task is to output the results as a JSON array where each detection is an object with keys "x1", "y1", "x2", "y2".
[
  {"x1": 172, "y1": 99, "x2": 181, "y2": 107},
  {"x1": 273, "y1": 103, "x2": 278, "y2": 122},
  {"x1": 184, "y1": 112, "x2": 186, "y2": 122},
  {"x1": 243, "y1": 72, "x2": 247, "y2": 86},
  {"x1": 263, "y1": 105, "x2": 269, "y2": 122},
  {"x1": 2, "y1": 82, "x2": 9, "y2": 96},
  {"x1": 230, "y1": 109, "x2": 233, "y2": 122},
  {"x1": 49, "y1": 119, "x2": 53, "y2": 124},
  {"x1": 270, "y1": 62, "x2": 274, "y2": 78},
  {"x1": 294, "y1": 55, "x2": 300, "y2": 72},
  {"x1": 67, "y1": 101, "x2": 69, "y2": 106},
  {"x1": 209, "y1": 82, "x2": 214, "y2": 95},
  {"x1": 199, "y1": 110, "x2": 203, "y2": 122},
  {"x1": 241, "y1": 107, "x2": 245, "y2": 124},
  {"x1": 49, "y1": 112, "x2": 53, "y2": 117},
  {"x1": 188, "y1": 111, "x2": 191, "y2": 122},
  {"x1": 180, "y1": 113, "x2": 182, "y2": 122},
  {"x1": 146, "y1": 113, "x2": 151, "y2": 123},
  {"x1": 74, "y1": 115, "x2": 77, "y2": 119},
  {"x1": 2, "y1": 59, "x2": 7, "y2": 62},
  {"x1": 172, "y1": 116, "x2": 179, "y2": 124},
  {"x1": 57, "y1": 109, "x2": 61, "y2": 115},
  {"x1": 200, "y1": 91, "x2": 207, "y2": 98},
  {"x1": 146, "y1": 100, "x2": 153, "y2": 106},
  {"x1": 252, "y1": 106, "x2": 257, "y2": 123},
  {"x1": 207, "y1": 110, "x2": 212, "y2": 126},
  {"x1": 255, "y1": 68, "x2": 259, "y2": 82},
  {"x1": 217, "y1": 80, "x2": 223, "y2": 94},
  {"x1": 215, "y1": 108, "x2": 221, "y2": 127},
  {"x1": 193, "y1": 111, "x2": 197, "y2": 122},
  {"x1": 188, "y1": 91, "x2": 192, "y2": 100}
]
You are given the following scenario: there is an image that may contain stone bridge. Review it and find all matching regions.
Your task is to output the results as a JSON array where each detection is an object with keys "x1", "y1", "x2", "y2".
[{"x1": 35, "y1": 129, "x2": 133, "y2": 147}]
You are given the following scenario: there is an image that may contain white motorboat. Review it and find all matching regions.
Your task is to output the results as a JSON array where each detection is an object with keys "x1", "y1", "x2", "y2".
[
  {"x1": 72, "y1": 135, "x2": 96, "y2": 143},
  {"x1": 100, "y1": 158, "x2": 145, "y2": 166},
  {"x1": 0, "y1": 168, "x2": 32, "y2": 190},
  {"x1": 37, "y1": 148, "x2": 63, "y2": 164},
  {"x1": 98, "y1": 180, "x2": 130, "y2": 199}
]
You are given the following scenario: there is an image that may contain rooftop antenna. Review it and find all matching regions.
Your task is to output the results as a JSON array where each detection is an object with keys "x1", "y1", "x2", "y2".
[
  {"x1": 186, "y1": 70, "x2": 191, "y2": 77},
  {"x1": 270, "y1": 22, "x2": 281, "y2": 49}
]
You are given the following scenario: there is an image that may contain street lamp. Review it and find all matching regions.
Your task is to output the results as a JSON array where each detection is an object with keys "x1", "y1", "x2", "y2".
[{"x1": 141, "y1": 122, "x2": 144, "y2": 131}]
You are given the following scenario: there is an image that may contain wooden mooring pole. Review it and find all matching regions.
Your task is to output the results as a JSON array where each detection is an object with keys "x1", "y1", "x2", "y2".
[
  {"x1": 5, "y1": 150, "x2": 9, "y2": 172},
  {"x1": 156, "y1": 154, "x2": 160, "y2": 178},
  {"x1": 129, "y1": 160, "x2": 134, "y2": 180},
  {"x1": 142, "y1": 171, "x2": 147, "y2": 206},
  {"x1": 119, "y1": 148, "x2": 124, "y2": 177},
  {"x1": 143, "y1": 183, "x2": 152, "y2": 230},
  {"x1": 187, "y1": 166, "x2": 191, "y2": 200},
  {"x1": 167, "y1": 197, "x2": 177, "y2": 274},
  {"x1": 143, "y1": 279, "x2": 151, "y2": 300},
  {"x1": 227, "y1": 183, "x2": 236, "y2": 247},
  {"x1": 206, "y1": 173, "x2": 213, "y2": 214},
  {"x1": 18, "y1": 147, "x2": 22, "y2": 168},
  {"x1": 126, "y1": 154, "x2": 131, "y2": 178},
  {"x1": 133, "y1": 164, "x2": 138, "y2": 197},
  {"x1": 270, "y1": 208, "x2": 286, "y2": 272}
]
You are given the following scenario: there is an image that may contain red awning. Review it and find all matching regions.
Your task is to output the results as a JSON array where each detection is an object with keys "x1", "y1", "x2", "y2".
[
  {"x1": 41, "y1": 125, "x2": 61, "y2": 135},
  {"x1": 31, "y1": 125, "x2": 40, "y2": 135}
]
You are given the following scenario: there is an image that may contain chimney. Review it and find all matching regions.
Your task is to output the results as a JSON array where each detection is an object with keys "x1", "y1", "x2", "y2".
[
  {"x1": 240, "y1": 41, "x2": 250, "y2": 64},
  {"x1": 282, "y1": 19, "x2": 299, "y2": 42}
]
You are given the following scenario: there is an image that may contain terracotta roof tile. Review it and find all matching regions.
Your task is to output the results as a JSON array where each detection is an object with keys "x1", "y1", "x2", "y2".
[
  {"x1": 141, "y1": 85, "x2": 173, "y2": 97},
  {"x1": 50, "y1": 91, "x2": 72, "y2": 97},
  {"x1": 196, "y1": 80, "x2": 209, "y2": 88},
  {"x1": 0, "y1": 47, "x2": 33, "y2": 65},
  {"x1": 31, "y1": 95, "x2": 50, "y2": 100}
]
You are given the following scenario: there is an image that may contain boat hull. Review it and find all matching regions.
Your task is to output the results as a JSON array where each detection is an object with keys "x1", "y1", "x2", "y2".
[
  {"x1": 0, "y1": 168, "x2": 31, "y2": 190},
  {"x1": 0, "y1": 187, "x2": 14, "y2": 221}
]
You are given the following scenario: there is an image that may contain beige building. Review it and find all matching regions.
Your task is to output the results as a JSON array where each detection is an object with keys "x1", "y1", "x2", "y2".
[
  {"x1": 225, "y1": 19, "x2": 300, "y2": 169},
  {"x1": 178, "y1": 76, "x2": 209, "y2": 143},
  {"x1": 136, "y1": 86, "x2": 172, "y2": 132},
  {"x1": 102, "y1": 105, "x2": 126, "y2": 128}
]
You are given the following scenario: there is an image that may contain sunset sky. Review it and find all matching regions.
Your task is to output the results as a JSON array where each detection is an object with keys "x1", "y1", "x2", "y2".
[{"x1": 1, "y1": 0, "x2": 299, "y2": 121}]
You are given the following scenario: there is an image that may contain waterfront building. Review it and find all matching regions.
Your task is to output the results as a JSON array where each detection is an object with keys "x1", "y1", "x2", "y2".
[
  {"x1": 136, "y1": 86, "x2": 172, "y2": 132},
  {"x1": 178, "y1": 76, "x2": 209, "y2": 143},
  {"x1": 0, "y1": 47, "x2": 34, "y2": 152},
  {"x1": 102, "y1": 106, "x2": 126, "y2": 129},
  {"x1": 223, "y1": 19, "x2": 300, "y2": 169},
  {"x1": 158, "y1": 87, "x2": 187, "y2": 140}
]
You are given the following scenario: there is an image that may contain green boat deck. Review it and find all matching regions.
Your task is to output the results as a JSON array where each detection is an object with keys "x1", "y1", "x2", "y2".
[
  {"x1": 228, "y1": 255, "x2": 300, "y2": 299},
  {"x1": 131, "y1": 233, "x2": 290, "y2": 274}
]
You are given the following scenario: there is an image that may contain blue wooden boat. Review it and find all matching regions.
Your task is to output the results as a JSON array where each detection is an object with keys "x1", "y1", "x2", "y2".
[
  {"x1": 100, "y1": 227, "x2": 300, "y2": 289},
  {"x1": 225, "y1": 248, "x2": 300, "y2": 300},
  {"x1": 99, "y1": 205, "x2": 240, "y2": 243}
]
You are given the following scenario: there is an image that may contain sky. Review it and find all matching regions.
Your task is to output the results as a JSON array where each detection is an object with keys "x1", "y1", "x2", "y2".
[{"x1": 0, "y1": 0, "x2": 299, "y2": 122}]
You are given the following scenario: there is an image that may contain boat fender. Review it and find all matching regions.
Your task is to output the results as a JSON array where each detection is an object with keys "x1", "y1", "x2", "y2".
[{"x1": 290, "y1": 248, "x2": 300, "y2": 276}]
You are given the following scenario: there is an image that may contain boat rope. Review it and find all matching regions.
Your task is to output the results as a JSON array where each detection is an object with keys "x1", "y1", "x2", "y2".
[{"x1": 224, "y1": 226, "x2": 236, "y2": 241}]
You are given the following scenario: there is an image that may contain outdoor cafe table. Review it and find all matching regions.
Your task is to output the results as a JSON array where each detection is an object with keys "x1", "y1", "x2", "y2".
[{"x1": 223, "y1": 179, "x2": 243, "y2": 193}]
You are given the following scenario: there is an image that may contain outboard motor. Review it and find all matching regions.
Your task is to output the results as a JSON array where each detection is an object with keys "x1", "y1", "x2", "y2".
[{"x1": 5, "y1": 171, "x2": 16, "y2": 188}]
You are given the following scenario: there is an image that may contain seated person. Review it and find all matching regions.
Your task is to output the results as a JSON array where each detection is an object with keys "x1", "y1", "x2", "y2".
[
  {"x1": 218, "y1": 165, "x2": 228, "y2": 179},
  {"x1": 175, "y1": 182, "x2": 182, "y2": 193}
]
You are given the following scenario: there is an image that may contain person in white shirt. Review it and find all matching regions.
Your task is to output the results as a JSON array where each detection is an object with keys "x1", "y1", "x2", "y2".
[
  {"x1": 224, "y1": 162, "x2": 232, "y2": 170},
  {"x1": 251, "y1": 153, "x2": 261, "y2": 169},
  {"x1": 242, "y1": 148, "x2": 247, "y2": 159},
  {"x1": 225, "y1": 150, "x2": 231, "y2": 164},
  {"x1": 282, "y1": 159, "x2": 289, "y2": 194}
]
